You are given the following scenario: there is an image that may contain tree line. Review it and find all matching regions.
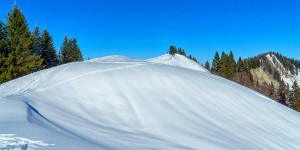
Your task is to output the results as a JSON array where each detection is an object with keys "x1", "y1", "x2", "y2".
[
  {"x1": 0, "y1": 4, "x2": 83, "y2": 84},
  {"x1": 205, "y1": 51, "x2": 300, "y2": 112}
]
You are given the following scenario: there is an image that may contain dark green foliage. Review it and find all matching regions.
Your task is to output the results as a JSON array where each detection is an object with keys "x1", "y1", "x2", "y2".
[
  {"x1": 177, "y1": 47, "x2": 186, "y2": 56},
  {"x1": 291, "y1": 81, "x2": 300, "y2": 111},
  {"x1": 236, "y1": 57, "x2": 244, "y2": 72},
  {"x1": 220, "y1": 51, "x2": 229, "y2": 78},
  {"x1": 58, "y1": 35, "x2": 83, "y2": 64},
  {"x1": 40, "y1": 29, "x2": 57, "y2": 68},
  {"x1": 0, "y1": 21, "x2": 8, "y2": 79},
  {"x1": 277, "y1": 79, "x2": 287, "y2": 105},
  {"x1": 0, "y1": 4, "x2": 43, "y2": 83},
  {"x1": 167, "y1": 45, "x2": 198, "y2": 63},
  {"x1": 243, "y1": 59, "x2": 253, "y2": 83},
  {"x1": 204, "y1": 61, "x2": 210, "y2": 71},
  {"x1": 31, "y1": 26, "x2": 41, "y2": 55},
  {"x1": 168, "y1": 45, "x2": 177, "y2": 55},
  {"x1": 228, "y1": 51, "x2": 236, "y2": 79},
  {"x1": 211, "y1": 51, "x2": 220, "y2": 74}
]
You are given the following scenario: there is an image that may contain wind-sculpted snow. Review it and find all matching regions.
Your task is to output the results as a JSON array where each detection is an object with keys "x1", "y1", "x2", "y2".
[
  {"x1": 0, "y1": 55, "x2": 300, "y2": 149},
  {"x1": 0, "y1": 134, "x2": 54, "y2": 150},
  {"x1": 147, "y1": 54, "x2": 210, "y2": 72}
]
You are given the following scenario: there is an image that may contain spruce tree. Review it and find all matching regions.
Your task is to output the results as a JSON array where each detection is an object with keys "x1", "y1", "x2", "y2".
[
  {"x1": 40, "y1": 28, "x2": 57, "y2": 68},
  {"x1": 59, "y1": 36, "x2": 83, "y2": 64},
  {"x1": 220, "y1": 51, "x2": 229, "y2": 79},
  {"x1": 70, "y1": 38, "x2": 83, "y2": 62},
  {"x1": 228, "y1": 51, "x2": 236, "y2": 79},
  {"x1": 31, "y1": 26, "x2": 41, "y2": 55},
  {"x1": 211, "y1": 51, "x2": 220, "y2": 74},
  {"x1": 277, "y1": 79, "x2": 287, "y2": 105},
  {"x1": 237, "y1": 57, "x2": 244, "y2": 72},
  {"x1": 204, "y1": 61, "x2": 210, "y2": 71},
  {"x1": 0, "y1": 4, "x2": 43, "y2": 83},
  {"x1": 291, "y1": 81, "x2": 300, "y2": 111},
  {"x1": 0, "y1": 21, "x2": 8, "y2": 80},
  {"x1": 168, "y1": 45, "x2": 177, "y2": 55}
]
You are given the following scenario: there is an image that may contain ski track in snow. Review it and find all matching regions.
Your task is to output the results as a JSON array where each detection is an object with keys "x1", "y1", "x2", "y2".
[{"x1": 36, "y1": 62, "x2": 148, "y2": 92}]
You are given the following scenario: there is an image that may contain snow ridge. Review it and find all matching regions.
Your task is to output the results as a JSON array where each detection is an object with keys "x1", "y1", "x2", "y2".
[{"x1": 0, "y1": 54, "x2": 300, "y2": 149}]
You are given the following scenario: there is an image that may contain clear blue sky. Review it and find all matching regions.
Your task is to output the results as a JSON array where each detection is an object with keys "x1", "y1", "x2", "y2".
[{"x1": 1, "y1": 0, "x2": 300, "y2": 63}]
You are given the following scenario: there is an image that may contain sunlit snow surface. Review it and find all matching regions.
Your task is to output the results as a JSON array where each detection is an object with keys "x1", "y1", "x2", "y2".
[{"x1": 0, "y1": 55, "x2": 300, "y2": 149}]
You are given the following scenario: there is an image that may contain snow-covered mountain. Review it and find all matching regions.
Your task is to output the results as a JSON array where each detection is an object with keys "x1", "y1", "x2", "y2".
[
  {"x1": 265, "y1": 53, "x2": 300, "y2": 87},
  {"x1": 0, "y1": 54, "x2": 300, "y2": 149}
]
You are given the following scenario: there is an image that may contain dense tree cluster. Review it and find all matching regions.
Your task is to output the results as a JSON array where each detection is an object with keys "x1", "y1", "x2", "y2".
[
  {"x1": 167, "y1": 45, "x2": 198, "y2": 63},
  {"x1": 0, "y1": 4, "x2": 83, "y2": 84},
  {"x1": 210, "y1": 51, "x2": 243, "y2": 80},
  {"x1": 208, "y1": 51, "x2": 300, "y2": 112}
]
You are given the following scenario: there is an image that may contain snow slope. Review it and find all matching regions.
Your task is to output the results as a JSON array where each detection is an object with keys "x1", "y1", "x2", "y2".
[
  {"x1": 266, "y1": 54, "x2": 300, "y2": 88},
  {"x1": 0, "y1": 55, "x2": 300, "y2": 149},
  {"x1": 147, "y1": 54, "x2": 209, "y2": 72}
]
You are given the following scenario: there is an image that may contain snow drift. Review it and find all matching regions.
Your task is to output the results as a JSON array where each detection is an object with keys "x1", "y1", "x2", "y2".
[{"x1": 0, "y1": 54, "x2": 300, "y2": 149}]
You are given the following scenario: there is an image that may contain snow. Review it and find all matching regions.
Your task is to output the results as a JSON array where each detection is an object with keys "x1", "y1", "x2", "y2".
[
  {"x1": 265, "y1": 54, "x2": 300, "y2": 88},
  {"x1": 84, "y1": 55, "x2": 140, "y2": 63},
  {"x1": 0, "y1": 134, "x2": 54, "y2": 150},
  {"x1": 0, "y1": 54, "x2": 300, "y2": 149},
  {"x1": 147, "y1": 54, "x2": 210, "y2": 72}
]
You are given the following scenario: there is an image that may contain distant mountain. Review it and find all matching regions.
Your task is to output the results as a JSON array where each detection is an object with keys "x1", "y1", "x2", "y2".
[
  {"x1": 1, "y1": 54, "x2": 299, "y2": 149},
  {"x1": 231, "y1": 52, "x2": 300, "y2": 109}
]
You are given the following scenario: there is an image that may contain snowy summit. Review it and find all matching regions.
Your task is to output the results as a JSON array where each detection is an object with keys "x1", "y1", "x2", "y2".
[{"x1": 0, "y1": 54, "x2": 300, "y2": 149}]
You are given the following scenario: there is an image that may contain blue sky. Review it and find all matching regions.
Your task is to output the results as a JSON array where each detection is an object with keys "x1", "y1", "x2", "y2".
[{"x1": 1, "y1": 0, "x2": 300, "y2": 63}]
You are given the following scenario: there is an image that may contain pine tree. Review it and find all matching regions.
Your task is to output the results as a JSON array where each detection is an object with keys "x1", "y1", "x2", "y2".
[
  {"x1": 0, "y1": 21, "x2": 8, "y2": 79},
  {"x1": 40, "y1": 28, "x2": 57, "y2": 68},
  {"x1": 243, "y1": 59, "x2": 253, "y2": 83},
  {"x1": 168, "y1": 45, "x2": 177, "y2": 55},
  {"x1": 277, "y1": 79, "x2": 287, "y2": 105},
  {"x1": 31, "y1": 26, "x2": 41, "y2": 55},
  {"x1": 228, "y1": 51, "x2": 236, "y2": 79},
  {"x1": 177, "y1": 47, "x2": 183, "y2": 55},
  {"x1": 220, "y1": 51, "x2": 229, "y2": 78},
  {"x1": 211, "y1": 51, "x2": 220, "y2": 74},
  {"x1": 204, "y1": 61, "x2": 210, "y2": 71},
  {"x1": 0, "y1": 4, "x2": 43, "y2": 83},
  {"x1": 236, "y1": 57, "x2": 244, "y2": 72},
  {"x1": 291, "y1": 81, "x2": 300, "y2": 111},
  {"x1": 70, "y1": 38, "x2": 83, "y2": 62},
  {"x1": 58, "y1": 35, "x2": 83, "y2": 64}
]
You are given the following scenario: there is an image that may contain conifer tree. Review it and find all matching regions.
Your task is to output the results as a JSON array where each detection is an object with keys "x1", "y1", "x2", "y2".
[
  {"x1": 220, "y1": 51, "x2": 229, "y2": 78},
  {"x1": 291, "y1": 81, "x2": 300, "y2": 111},
  {"x1": 211, "y1": 51, "x2": 220, "y2": 74},
  {"x1": 228, "y1": 51, "x2": 236, "y2": 79},
  {"x1": 31, "y1": 26, "x2": 41, "y2": 55},
  {"x1": 204, "y1": 61, "x2": 210, "y2": 71},
  {"x1": 277, "y1": 79, "x2": 287, "y2": 105},
  {"x1": 237, "y1": 57, "x2": 244, "y2": 72},
  {"x1": 0, "y1": 4, "x2": 42, "y2": 83},
  {"x1": 40, "y1": 28, "x2": 57, "y2": 68},
  {"x1": 243, "y1": 59, "x2": 253, "y2": 83},
  {"x1": 58, "y1": 35, "x2": 83, "y2": 64},
  {"x1": 0, "y1": 21, "x2": 8, "y2": 79},
  {"x1": 168, "y1": 45, "x2": 177, "y2": 55}
]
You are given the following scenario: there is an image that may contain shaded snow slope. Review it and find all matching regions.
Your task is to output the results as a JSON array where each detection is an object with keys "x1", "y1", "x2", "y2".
[
  {"x1": 147, "y1": 54, "x2": 209, "y2": 72},
  {"x1": 1, "y1": 57, "x2": 300, "y2": 149}
]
